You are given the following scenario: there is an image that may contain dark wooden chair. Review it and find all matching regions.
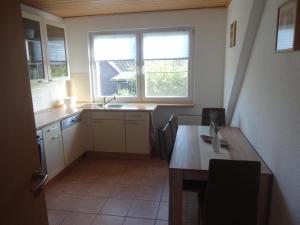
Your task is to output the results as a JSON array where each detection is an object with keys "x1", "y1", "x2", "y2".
[
  {"x1": 168, "y1": 114, "x2": 178, "y2": 142},
  {"x1": 201, "y1": 159, "x2": 261, "y2": 225},
  {"x1": 201, "y1": 108, "x2": 226, "y2": 126},
  {"x1": 159, "y1": 122, "x2": 174, "y2": 161}
]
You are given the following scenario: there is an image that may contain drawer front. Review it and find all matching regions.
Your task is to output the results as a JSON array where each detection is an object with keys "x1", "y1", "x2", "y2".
[
  {"x1": 125, "y1": 112, "x2": 149, "y2": 121},
  {"x1": 42, "y1": 122, "x2": 61, "y2": 137},
  {"x1": 91, "y1": 111, "x2": 124, "y2": 120}
]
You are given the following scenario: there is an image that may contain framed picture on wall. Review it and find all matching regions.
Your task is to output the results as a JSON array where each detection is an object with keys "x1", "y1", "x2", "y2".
[
  {"x1": 230, "y1": 21, "x2": 237, "y2": 48},
  {"x1": 276, "y1": 0, "x2": 300, "y2": 52}
]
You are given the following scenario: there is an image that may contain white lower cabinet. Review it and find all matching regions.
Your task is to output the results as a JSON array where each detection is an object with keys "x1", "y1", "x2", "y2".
[
  {"x1": 42, "y1": 122, "x2": 64, "y2": 180},
  {"x1": 125, "y1": 120, "x2": 150, "y2": 154},
  {"x1": 90, "y1": 111, "x2": 150, "y2": 155},
  {"x1": 61, "y1": 113, "x2": 85, "y2": 166},
  {"x1": 92, "y1": 119, "x2": 126, "y2": 153}
]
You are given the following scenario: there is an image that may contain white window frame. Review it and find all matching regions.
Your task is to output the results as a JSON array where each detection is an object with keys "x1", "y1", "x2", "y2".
[{"x1": 89, "y1": 27, "x2": 194, "y2": 103}]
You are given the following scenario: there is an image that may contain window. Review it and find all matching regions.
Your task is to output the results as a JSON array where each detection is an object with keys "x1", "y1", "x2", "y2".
[{"x1": 90, "y1": 29, "x2": 192, "y2": 102}]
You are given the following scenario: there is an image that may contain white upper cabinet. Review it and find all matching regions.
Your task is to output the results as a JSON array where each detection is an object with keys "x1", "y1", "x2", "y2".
[
  {"x1": 22, "y1": 12, "x2": 48, "y2": 83},
  {"x1": 44, "y1": 20, "x2": 70, "y2": 80},
  {"x1": 21, "y1": 11, "x2": 69, "y2": 83}
]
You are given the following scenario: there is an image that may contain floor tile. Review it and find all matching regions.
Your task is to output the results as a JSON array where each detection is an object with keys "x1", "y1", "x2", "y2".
[
  {"x1": 100, "y1": 198, "x2": 132, "y2": 216},
  {"x1": 46, "y1": 193, "x2": 79, "y2": 211},
  {"x1": 156, "y1": 202, "x2": 168, "y2": 221},
  {"x1": 65, "y1": 181, "x2": 92, "y2": 195},
  {"x1": 136, "y1": 186, "x2": 162, "y2": 201},
  {"x1": 47, "y1": 210, "x2": 69, "y2": 225},
  {"x1": 88, "y1": 182, "x2": 114, "y2": 197},
  {"x1": 73, "y1": 196, "x2": 106, "y2": 213},
  {"x1": 61, "y1": 212, "x2": 96, "y2": 225},
  {"x1": 119, "y1": 174, "x2": 143, "y2": 186},
  {"x1": 92, "y1": 215, "x2": 124, "y2": 225},
  {"x1": 141, "y1": 176, "x2": 166, "y2": 188},
  {"x1": 98, "y1": 172, "x2": 123, "y2": 184},
  {"x1": 46, "y1": 180, "x2": 71, "y2": 194},
  {"x1": 127, "y1": 200, "x2": 159, "y2": 219},
  {"x1": 161, "y1": 188, "x2": 169, "y2": 202},
  {"x1": 110, "y1": 184, "x2": 138, "y2": 199},
  {"x1": 155, "y1": 220, "x2": 168, "y2": 225},
  {"x1": 124, "y1": 167, "x2": 147, "y2": 177},
  {"x1": 123, "y1": 217, "x2": 155, "y2": 225},
  {"x1": 145, "y1": 167, "x2": 168, "y2": 176}
]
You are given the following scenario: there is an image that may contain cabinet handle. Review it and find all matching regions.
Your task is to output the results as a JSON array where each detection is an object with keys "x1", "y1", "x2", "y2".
[
  {"x1": 51, "y1": 135, "x2": 58, "y2": 140},
  {"x1": 47, "y1": 127, "x2": 57, "y2": 132},
  {"x1": 94, "y1": 120, "x2": 104, "y2": 124}
]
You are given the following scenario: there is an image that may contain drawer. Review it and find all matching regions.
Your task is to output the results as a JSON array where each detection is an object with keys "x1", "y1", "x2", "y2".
[
  {"x1": 42, "y1": 122, "x2": 61, "y2": 137},
  {"x1": 125, "y1": 112, "x2": 149, "y2": 121},
  {"x1": 91, "y1": 111, "x2": 124, "y2": 120}
]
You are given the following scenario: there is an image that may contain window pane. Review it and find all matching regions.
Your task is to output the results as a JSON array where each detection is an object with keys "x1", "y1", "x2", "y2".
[
  {"x1": 143, "y1": 31, "x2": 189, "y2": 59},
  {"x1": 93, "y1": 34, "x2": 137, "y2": 97},
  {"x1": 145, "y1": 60, "x2": 188, "y2": 97},
  {"x1": 22, "y1": 18, "x2": 45, "y2": 80},
  {"x1": 94, "y1": 34, "x2": 136, "y2": 60},
  {"x1": 143, "y1": 31, "x2": 190, "y2": 98},
  {"x1": 47, "y1": 25, "x2": 68, "y2": 78}
]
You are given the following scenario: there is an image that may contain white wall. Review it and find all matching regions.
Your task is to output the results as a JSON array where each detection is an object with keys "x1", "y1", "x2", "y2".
[
  {"x1": 31, "y1": 81, "x2": 66, "y2": 112},
  {"x1": 225, "y1": 0, "x2": 300, "y2": 224},
  {"x1": 223, "y1": 0, "x2": 253, "y2": 109},
  {"x1": 64, "y1": 9, "x2": 226, "y2": 127}
]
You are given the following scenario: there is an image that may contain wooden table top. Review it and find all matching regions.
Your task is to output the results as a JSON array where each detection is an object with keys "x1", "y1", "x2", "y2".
[{"x1": 169, "y1": 126, "x2": 272, "y2": 175}]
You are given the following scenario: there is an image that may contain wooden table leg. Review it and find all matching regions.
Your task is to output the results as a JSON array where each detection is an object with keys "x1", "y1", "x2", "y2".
[{"x1": 169, "y1": 169, "x2": 183, "y2": 225}]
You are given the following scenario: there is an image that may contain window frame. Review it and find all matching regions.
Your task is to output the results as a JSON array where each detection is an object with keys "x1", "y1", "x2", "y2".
[{"x1": 89, "y1": 27, "x2": 194, "y2": 103}]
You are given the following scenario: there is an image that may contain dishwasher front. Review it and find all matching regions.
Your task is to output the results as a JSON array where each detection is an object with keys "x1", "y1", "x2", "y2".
[{"x1": 61, "y1": 113, "x2": 84, "y2": 166}]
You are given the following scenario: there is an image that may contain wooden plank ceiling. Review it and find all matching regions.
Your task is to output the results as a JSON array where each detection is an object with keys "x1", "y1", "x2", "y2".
[{"x1": 21, "y1": 0, "x2": 230, "y2": 18}]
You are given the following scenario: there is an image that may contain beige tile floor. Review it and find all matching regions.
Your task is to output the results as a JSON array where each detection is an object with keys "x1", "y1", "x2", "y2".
[{"x1": 46, "y1": 157, "x2": 199, "y2": 225}]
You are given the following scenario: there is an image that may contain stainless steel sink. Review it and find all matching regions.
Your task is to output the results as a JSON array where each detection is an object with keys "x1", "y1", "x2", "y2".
[{"x1": 105, "y1": 104, "x2": 125, "y2": 109}]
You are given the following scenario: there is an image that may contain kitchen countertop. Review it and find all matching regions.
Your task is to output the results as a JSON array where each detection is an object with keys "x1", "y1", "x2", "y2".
[{"x1": 35, "y1": 103, "x2": 158, "y2": 130}]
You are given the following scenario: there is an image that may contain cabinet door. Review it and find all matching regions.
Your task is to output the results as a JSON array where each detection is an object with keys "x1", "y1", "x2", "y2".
[
  {"x1": 44, "y1": 134, "x2": 64, "y2": 179},
  {"x1": 125, "y1": 120, "x2": 150, "y2": 154},
  {"x1": 22, "y1": 13, "x2": 46, "y2": 82},
  {"x1": 62, "y1": 122, "x2": 84, "y2": 166},
  {"x1": 45, "y1": 23, "x2": 69, "y2": 79},
  {"x1": 92, "y1": 120, "x2": 126, "y2": 153}
]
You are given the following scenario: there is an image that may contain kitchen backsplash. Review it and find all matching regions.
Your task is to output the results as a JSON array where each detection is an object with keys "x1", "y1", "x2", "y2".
[{"x1": 31, "y1": 80, "x2": 67, "y2": 112}]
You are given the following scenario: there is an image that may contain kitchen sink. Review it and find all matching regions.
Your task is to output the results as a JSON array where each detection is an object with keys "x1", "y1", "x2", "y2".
[{"x1": 105, "y1": 104, "x2": 125, "y2": 109}]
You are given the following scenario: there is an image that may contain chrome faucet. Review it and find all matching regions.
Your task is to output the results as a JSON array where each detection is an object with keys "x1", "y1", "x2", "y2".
[{"x1": 103, "y1": 95, "x2": 116, "y2": 106}]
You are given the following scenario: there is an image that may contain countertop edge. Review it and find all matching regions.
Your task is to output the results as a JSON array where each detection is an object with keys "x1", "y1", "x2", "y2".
[{"x1": 35, "y1": 104, "x2": 158, "y2": 130}]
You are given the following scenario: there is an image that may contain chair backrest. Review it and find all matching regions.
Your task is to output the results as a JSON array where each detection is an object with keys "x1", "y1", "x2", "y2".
[
  {"x1": 203, "y1": 159, "x2": 261, "y2": 225},
  {"x1": 201, "y1": 108, "x2": 226, "y2": 126},
  {"x1": 168, "y1": 114, "x2": 178, "y2": 142},
  {"x1": 158, "y1": 122, "x2": 174, "y2": 162}
]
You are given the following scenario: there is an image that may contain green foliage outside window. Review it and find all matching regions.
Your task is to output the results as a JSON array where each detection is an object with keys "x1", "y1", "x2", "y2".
[
  {"x1": 145, "y1": 59, "x2": 188, "y2": 97},
  {"x1": 50, "y1": 62, "x2": 67, "y2": 78}
]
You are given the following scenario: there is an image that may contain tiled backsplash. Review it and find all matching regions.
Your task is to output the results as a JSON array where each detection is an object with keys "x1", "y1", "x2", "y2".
[{"x1": 31, "y1": 80, "x2": 67, "y2": 112}]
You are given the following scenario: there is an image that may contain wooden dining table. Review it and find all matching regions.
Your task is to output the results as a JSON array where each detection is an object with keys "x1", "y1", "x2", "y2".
[{"x1": 169, "y1": 125, "x2": 273, "y2": 225}]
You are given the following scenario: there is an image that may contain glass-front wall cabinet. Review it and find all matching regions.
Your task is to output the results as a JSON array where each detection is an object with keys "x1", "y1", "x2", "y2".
[
  {"x1": 22, "y1": 17, "x2": 46, "y2": 81},
  {"x1": 46, "y1": 24, "x2": 68, "y2": 79},
  {"x1": 22, "y1": 12, "x2": 69, "y2": 82}
]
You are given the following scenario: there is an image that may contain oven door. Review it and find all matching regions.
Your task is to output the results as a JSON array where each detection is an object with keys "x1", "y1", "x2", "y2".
[{"x1": 37, "y1": 139, "x2": 47, "y2": 174}]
